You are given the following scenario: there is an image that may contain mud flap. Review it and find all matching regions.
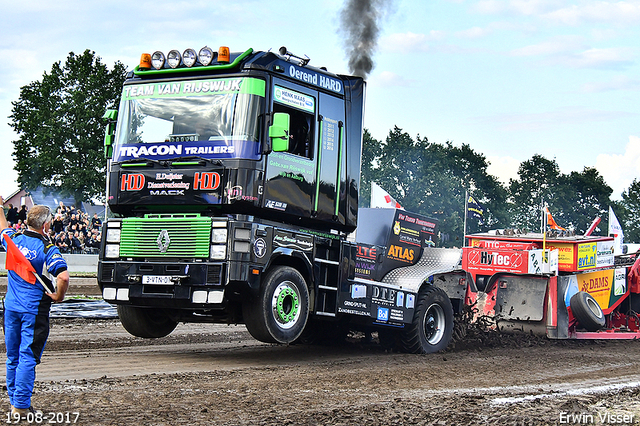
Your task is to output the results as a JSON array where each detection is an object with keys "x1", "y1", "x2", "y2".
[
  {"x1": 554, "y1": 276, "x2": 572, "y2": 339},
  {"x1": 493, "y1": 275, "x2": 548, "y2": 321}
]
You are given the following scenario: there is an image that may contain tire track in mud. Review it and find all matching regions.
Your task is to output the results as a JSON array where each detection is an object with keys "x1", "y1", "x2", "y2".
[{"x1": 2, "y1": 319, "x2": 640, "y2": 425}]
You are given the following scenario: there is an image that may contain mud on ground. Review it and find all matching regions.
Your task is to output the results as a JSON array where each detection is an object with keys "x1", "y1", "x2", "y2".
[{"x1": 1, "y1": 318, "x2": 637, "y2": 426}]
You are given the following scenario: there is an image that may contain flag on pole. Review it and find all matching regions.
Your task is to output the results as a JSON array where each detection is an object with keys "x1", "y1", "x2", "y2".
[
  {"x1": 3, "y1": 233, "x2": 37, "y2": 285},
  {"x1": 466, "y1": 195, "x2": 484, "y2": 222},
  {"x1": 544, "y1": 207, "x2": 565, "y2": 231},
  {"x1": 371, "y1": 182, "x2": 403, "y2": 209},
  {"x1": 609, "y1": 206, "x2": 624, "y2": 255},
  {"x1": 2, "y1": 233, "x2": 55, "y2": 293},
  {"x1": 584, "y1": 217, "x2": 601, "y2": 236}
]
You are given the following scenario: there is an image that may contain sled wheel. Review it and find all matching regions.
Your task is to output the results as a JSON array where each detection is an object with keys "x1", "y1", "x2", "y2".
[
  {"x1": 117, "y1": 305, "x2": 178, "y2": 338},
  {"x1": 243, "y1": 266, "x2": 309, "y2": 344},
  {"x1": 401, "y1": 286, "x2": 454, "y2": 354},
  {"x1": 570, "y1": 291, "x2": 605, "y2": 331}
]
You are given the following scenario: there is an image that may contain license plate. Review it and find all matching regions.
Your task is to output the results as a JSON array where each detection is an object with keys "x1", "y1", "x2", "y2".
[{"x1": 142, "y1": 275, "x2": 173, "y2": 285}]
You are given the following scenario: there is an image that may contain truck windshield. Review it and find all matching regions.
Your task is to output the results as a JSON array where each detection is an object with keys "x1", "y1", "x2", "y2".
[{"x1": 113, "y1": 77, "x2": 266, "y2": 162}]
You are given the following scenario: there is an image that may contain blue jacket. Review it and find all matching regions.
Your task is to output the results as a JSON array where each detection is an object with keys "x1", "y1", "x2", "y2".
[{"x1": 1, "y1": 228, "x2": 68, "y2": 315}]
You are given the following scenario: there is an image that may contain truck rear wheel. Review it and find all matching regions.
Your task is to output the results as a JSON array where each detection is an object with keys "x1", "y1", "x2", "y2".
[
  {"x1": 117, "y1": 305, "x2": 178, "y2": 338},
  {"x1": 570, "y1": 291, "x2": 605, "y2": 331},
  {"x1": 400, "y1": 286, "x2": 454, "y2": 354},
  {"x1": 243, "y1": 266, "x2": 309, "y2": 344}
]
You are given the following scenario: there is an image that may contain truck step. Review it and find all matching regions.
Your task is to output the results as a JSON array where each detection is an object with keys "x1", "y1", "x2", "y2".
[
  {"x1": 314, "y1": 258, "x2": 340, "y2": 266},
  {"x1": 318, "y1": 285, "x2": 338, "y2": 291}
]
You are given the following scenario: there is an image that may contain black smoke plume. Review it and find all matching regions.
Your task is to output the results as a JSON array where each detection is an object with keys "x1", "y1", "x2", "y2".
[{"x1": 339, "y1": 0, "x2": 391, "y2": 78}]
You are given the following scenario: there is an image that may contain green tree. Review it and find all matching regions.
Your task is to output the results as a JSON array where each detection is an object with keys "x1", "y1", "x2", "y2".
[
  {"x1": 9, "y1": 50, "x2": 126, "y2": 205},
  {"x1": 359, "y1": 128, "x2": 381, "y2": 207},
  {"x1": 508, "y1": 155, "x2": 562, "y2": 231},
  {"x1": 361, "y1": 126, "x2": 508, "y2": 247},
  {"x1": 617, "y1": 179, "x2": 640, "y2": 242},
  {"x1": 508, "y1": 156, "x2": 612, "y2": 234},
  {"x1": 559, "y1": 167, "x2": 612, "y2": 234}
]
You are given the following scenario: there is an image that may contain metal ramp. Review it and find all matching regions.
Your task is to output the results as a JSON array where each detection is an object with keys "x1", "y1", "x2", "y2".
[{"x1": 381, "y1": 248, "x2": 463, "y2": 293}]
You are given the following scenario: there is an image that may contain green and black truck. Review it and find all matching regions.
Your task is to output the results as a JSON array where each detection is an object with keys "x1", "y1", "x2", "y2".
[{"x1": 99, "y1": 45, "x2": 460, "y2": 353}]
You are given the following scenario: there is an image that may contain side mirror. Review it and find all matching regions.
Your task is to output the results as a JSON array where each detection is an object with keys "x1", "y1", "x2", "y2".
[
  {"x1": 103, "y1": 109, "x2": 118, "y2": 159},
  {"x1": 269, "y1": 112, "x2": 290, "y2": 152}
]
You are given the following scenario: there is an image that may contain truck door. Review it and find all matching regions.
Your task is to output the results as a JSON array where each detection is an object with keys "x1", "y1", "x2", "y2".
[
  {"x1": 263, "y1": 80, "x2": 345, "y2": 227},
  {"x1": 263, "y1": 81, "x2": 318, "y2": 219},
  {"x1": 314, "y1": 92, "x2": 345, "y2": 223}
]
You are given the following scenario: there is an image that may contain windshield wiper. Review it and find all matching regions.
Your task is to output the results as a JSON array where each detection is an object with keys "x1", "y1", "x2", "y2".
[
  {"x1": 117, "y1": 158, "x2": 163, "y2": 167},
  {"x1": 169, "y1": 156, "x2": 223, "y2": 166}
]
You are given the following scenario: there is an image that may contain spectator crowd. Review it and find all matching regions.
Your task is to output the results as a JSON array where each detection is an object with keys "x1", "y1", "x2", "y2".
[{"x1": 4, "y1": 202, "x2": 102, "y2": 254}]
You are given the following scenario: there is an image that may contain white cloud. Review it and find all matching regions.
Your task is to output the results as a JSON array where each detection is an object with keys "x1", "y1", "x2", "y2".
[
  {"x1": 474, "y1": 0, "x2": 640, "y2": 25},
  {"x1": 510, "y1": 35, "x2": 584, "y2": 57},
  {"x1": 455, "y1": 26, "x2": 494, "y2": 39},
  {"x1": 581, "y1": 75, "x2": 640, "y2": 92},
  {"x1": 595, "y1": 135, "x2": 640, "y2": 199},
  {"x1": 510, "y1": 36, "x2": 636, "y2": 70},
  {"x1": 380, "y1": 31, "x2": 444, "y2": 53},
  {"x1": 477, "y1": 107, "x2": 637, "y2": 132},
  {"x1": 557, "y1": 47, "x2": 636, "y2": 69},
  {"x1": 487, "y1": 155, "x2": 521, "y2": 184},
  {"x1": 368, "y1": 71, "x2": 415, "y2": 87},
  {"x1": 544, "y1": 1, "x2": 640, "y2": 26},
  {"x1": 591, "y1": 28, "x2": 619, "y2": 41},
  {"x1": 510, "y1": 0, "x2": 560, "y2": 16},
  {"x1": 475, "y1": 0, "x2": 564, "y2": 16}
]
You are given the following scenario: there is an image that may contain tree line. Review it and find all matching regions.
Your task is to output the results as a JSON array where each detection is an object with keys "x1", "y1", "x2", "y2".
[
  {"x1": 362, "y1": 127, "x2": 640, "y2": 246},
  {"x1": 9, "y1": 51, "x2": 639, "y2": 245}
]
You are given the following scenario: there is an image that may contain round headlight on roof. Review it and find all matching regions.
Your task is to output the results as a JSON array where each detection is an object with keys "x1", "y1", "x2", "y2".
[
  {"x1": 199, "y1": 46, "x2": 214, "y2": 66},
  {"x1": 151, "y1": 51, "x2": 165, "y2": 70},
  {"x1": 183, "y1": 48, "x2": 197, "y2": 67},
  {"x1": 167, "y1": 50, "x2": 181, "y2": 68}
]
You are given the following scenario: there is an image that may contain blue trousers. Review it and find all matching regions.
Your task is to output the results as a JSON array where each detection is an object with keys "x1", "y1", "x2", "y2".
[{"x1": 4, "y1": 309, "x2": 49, "y2": 409}]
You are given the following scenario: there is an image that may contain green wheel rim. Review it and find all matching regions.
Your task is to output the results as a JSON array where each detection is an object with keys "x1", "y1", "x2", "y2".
[{"x1": 272, "y1": 281, "x2": 300, "y2": 329}]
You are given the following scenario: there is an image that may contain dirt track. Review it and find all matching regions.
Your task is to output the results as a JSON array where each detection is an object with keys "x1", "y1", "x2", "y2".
[{"x1": 0, "y1": 315, "x2": 637, "y2": 426}]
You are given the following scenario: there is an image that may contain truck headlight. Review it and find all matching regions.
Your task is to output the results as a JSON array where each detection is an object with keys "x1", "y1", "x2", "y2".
[
  {"x1": 105, "y1": 244, "x2": 120, "y2": 259},
  {"x1": 210, "y1": 245, "x2": 227, "y2": 260},
  {"x1": 106, "y1": 228, "x2": 121, "y2": 243},
  {"x1": 212, "y1": 228, "x2": 227, "y2": 244}
]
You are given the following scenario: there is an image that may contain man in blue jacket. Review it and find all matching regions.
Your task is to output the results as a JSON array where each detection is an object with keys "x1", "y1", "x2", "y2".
[{"x1": 0, "y1": 198, "x2": 69, "y2": 418}]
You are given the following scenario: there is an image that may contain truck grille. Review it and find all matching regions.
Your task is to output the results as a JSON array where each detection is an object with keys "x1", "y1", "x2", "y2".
[{"x1": 120, "y1": 215, "x2": 213, "y2": 258}]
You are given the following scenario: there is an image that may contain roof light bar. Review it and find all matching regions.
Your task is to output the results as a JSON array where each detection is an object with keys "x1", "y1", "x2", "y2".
[
  {"x1": 151, "y1": 51, "x2": 165, "y2": 70},
  {"x1": 199, "y1": 46, "x2": 215, "y2": 66},
  {"x1": 139, "y1": 45, "x2": 243, "y2": 71},
  {"x1": 167, "y1": 50, "x2": 181, "y2": 68},
  {"x1": 183, "y1": 48, "x2": 197, "y2": 67}
]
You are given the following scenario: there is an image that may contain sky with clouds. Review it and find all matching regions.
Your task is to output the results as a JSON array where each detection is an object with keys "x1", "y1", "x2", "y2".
[{"x1": 1, "y1": 0, "x2": 639, "y2": 202}]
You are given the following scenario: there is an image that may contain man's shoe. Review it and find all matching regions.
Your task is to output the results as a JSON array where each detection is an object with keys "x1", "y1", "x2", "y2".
[
  {"x1": 10, "y1": 406, "x2": 28, "y2": 417},
  {"x1": 11, "y1": 406, "x2": 42, "y2": 418}
]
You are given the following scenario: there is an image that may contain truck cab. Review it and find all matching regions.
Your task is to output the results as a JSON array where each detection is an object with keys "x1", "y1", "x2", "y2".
[{"x1": 99, "y1": 45, "x2": 366, "y2": 343}]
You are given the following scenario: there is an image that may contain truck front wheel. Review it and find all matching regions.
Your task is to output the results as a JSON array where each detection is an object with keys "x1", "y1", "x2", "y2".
[
  {"x1": 117, "y1": 305, "x2": 178, "y2": 338},
  {"x1": 401, "y1": 286, "x2": 454, "y2": 354},
  {"x1": 243, "y1": 266, "x2": 309, "y2": 344}
]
